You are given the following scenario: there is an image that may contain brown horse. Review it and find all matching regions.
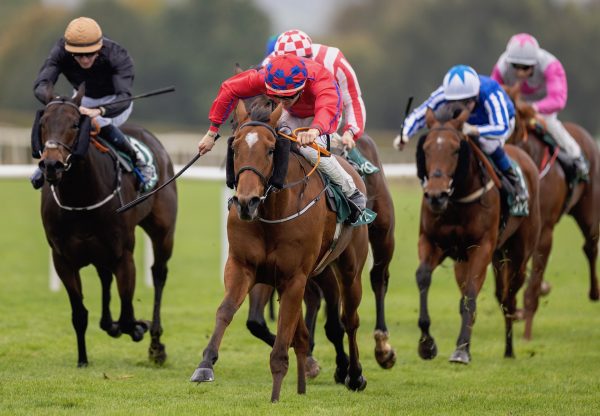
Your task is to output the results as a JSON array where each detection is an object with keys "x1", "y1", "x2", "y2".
[
  {"x1": 190, "y1": 100, "x2": 369, "y2": 402},
  {"x1": 36, "y1": 85, "x2": 177, "y2": 367},
  {"x1": 415, "y1": 106, "x2": 540, "y2": 363},
  {"x1": 505, "y1": 85, "x2": 600, "y2": 339},
  {"x1": 245, "y1": 132, "x2": 397, "y2": 373}
]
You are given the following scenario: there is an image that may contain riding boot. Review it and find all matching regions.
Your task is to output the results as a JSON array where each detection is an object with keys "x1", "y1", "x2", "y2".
[
  {"x1": 346, "y1": 189, "x2": 367, "y2": 223},
  {"x1": 573, "y1": 154, "x2": 590, "y2": 182},
  {"x1": 100, "y1": 124, "x2": 155, "y2": 188},
  {"x1": 30, "y1": 167, "x2": 44, "y2": 190},
  {"x1": 503, "y1": 166, "x2": 529, "y2": 203}
]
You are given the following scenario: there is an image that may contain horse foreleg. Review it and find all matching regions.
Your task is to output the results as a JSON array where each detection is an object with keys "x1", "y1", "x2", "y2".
[
  {"x1": 293, "y1": 314, "x2": 309, "y2": 395},
  {"x1": 114, "y1": 250, "x2": 148, "y2": 342},
  {"x1": 368, "y1": 222, "x2": 396, "y2": 369},
  {"x1": 451, "y1": 242, "x2": 493, "y2": 364},
  {"x1": 96, "y1": 266, "x2": 121, "y2": 338},
  {"x1": 523, "y1": 227, "x2": 553, "y2": 339},
  {"x1": 303, "y1": 278, "x2": 322, "y2": 379},
  {"x1": 148, "y1": 251, "x2": 171, "y2": 365},
  {"x1": 54, "y1": 254, "x2": 88, "y2": 367},
  {"x1": 246, "y1": 284, "x2": 276, "y2": 347},
  {"x1": 270, "y1": 276, "x2": 306, "y2": 403},
  {"x1": 190, "y1": 260, "x2": 252, "y2": 384},
  {"x1": 416, "y1": 237, "x2": 444, "y2": 360},
  {"x1": 574, "y1": 214, "x2": 600, "y2": 301}
]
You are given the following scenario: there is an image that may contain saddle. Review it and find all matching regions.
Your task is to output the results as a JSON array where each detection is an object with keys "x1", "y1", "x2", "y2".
[{"x1": 94, "y1": 135, "x2": 159, "y2": 193}]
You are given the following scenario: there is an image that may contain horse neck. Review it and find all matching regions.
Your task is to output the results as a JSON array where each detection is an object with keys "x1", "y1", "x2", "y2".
[
  {"x1": 56, "y1": 147, "x2": 116, "y2": 205},
  {"x1": 260, "y1": 154, "x2": 316, "y2": 217}
]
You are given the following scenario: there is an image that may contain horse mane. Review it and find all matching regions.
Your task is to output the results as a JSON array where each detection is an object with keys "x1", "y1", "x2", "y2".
[
  {"x1": 435, "y1": 101, "x2": 468, "y2": 123},
  {"x1": 249, "y1": 96, "x2": 276, "y2": 122}
]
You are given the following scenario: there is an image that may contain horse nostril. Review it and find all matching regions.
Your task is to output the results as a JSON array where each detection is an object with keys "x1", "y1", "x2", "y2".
[{"x1": 248, "y1": 197, "x2": 261, "y2": 211}]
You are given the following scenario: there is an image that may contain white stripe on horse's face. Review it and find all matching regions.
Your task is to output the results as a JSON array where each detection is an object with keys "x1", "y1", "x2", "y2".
[
  {"x1": 245, "y1": 132, "x2": 259, "y2": 148},
  {"x1": 436, "y1": 136, "x2": 445, "y2": 146}
]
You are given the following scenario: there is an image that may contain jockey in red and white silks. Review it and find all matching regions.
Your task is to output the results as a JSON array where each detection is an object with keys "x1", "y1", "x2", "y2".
[
  {"x1": 491, "y1": 33, "x2": 588, "y2": 179},
  {"x1": 263, "y1": 29, "x2": 366, "y2": 149}
]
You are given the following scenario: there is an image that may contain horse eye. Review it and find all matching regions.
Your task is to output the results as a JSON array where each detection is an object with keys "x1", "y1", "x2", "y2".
[
  {"x1": 73, "y1": 123, "x2": 79, "y2": 129},
  {"x1": 268, "y1": 147, "x2": 275, "y2": 156}
]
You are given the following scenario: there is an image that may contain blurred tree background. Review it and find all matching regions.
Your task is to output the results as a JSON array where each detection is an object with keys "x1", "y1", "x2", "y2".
[{"x1": 1, "y1": 0, "x2": 599, "y2": 136}]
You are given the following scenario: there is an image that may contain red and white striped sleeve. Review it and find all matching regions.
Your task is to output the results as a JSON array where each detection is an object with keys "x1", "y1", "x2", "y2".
[{"x1": 313, "y1": 44, "x2": 366, "y2": 140}]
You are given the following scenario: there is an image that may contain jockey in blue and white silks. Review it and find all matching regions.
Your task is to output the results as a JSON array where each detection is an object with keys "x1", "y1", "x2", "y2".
[{"x1": 394, "y1": 65, "x2": 527, "y2": 203}]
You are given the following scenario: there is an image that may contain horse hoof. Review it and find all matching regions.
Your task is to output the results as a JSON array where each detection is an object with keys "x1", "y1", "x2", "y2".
[
  {"x1": 107, "y1": 323, "x2": 122, "y2": 338},
  {"x1": 375, "y1": 347, "x2": 397, "y2": 369},
  {"x1": 305, "y1": 356, "x2": 321, "y2": 379},
  {"x1": 513, "y1": 309, "x2": 525, "y2": 321},
  {"x1": 190, "y1": 367, "x2": 214, "y2": 383},
  {"x1": 130, "y1": 325, "x2": 146, "y2": 342},
  {"x1": 540, "y1": 281, "x2": 552, "y2": 297},
  {"x1": 77, "y1": 361, "x2": 88, "y2": 368},
  {"x1": 334, "y1": 367, "x2": 347, "y2": 384},
  {"x1": 589, "y1": 288, "x2": 599, "y2": 301},
  {"x1": 149, "y1": 342, "x2": 167, "y2": 365},
  {"x1": 418, "y1": 336, "x2": 437, "y2": 360},
  {"x1": 449, "y1": 349, "x2": 470, "y2": 364},
  {"x1": 345, "y1": 375, "x2": 367, "y2": 391}
]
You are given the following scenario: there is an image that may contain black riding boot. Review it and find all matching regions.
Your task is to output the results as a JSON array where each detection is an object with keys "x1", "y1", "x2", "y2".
[
  {"x1": 503, "y1": 166, "x2": 528, "y2": 203},
  {"x1": 30, "y1": 167, "x2": 44, "y2": 189},
  {"x1": 573, "y1": 155, "x2": 590, "y2": 182},
  {"x1": 346, "y1": 189, "x2": 367, "y2": 223},
  {"x1": 100, "y1": 125, "x2": 155, "y2": 188}
]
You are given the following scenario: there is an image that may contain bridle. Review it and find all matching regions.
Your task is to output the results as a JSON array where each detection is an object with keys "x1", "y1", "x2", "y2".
[
  {"x1": 232, "y1": 120, "x2": 328, "y2": 223},
  {"x1": 41, "y1": 99, "x2": 124, "y2": 211}
]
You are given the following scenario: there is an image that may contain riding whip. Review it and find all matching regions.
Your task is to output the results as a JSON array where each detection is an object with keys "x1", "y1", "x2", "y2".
[
  {"x1": 116, "y1": 151, "x2": 201, "y2": 214},
  {"x1": 399, "y1": 96, "x2": 414, "y2": 135},
  {"x1": 95, "y1": 86, "x2": 175, "y2": 108}
]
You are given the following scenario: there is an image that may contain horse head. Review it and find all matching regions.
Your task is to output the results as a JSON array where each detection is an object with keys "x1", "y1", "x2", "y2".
[
  {"x1": 37, "y1": 84, "x2": 92, "y2": 185},
  {"x1": 417, "y1": 105, "x2": 471, "y2": 214},
  {"x1": 229, "y1": 97, "x2": 283, "y2": 221}
]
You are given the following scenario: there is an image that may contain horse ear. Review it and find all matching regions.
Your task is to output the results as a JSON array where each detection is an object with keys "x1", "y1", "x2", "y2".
[
  {"x1": 269, "y1": 103, "x2": 283, "y2": 128},
  {"x1": 234, "y1": 99, "x2": 249, "y2": 126},
  {"x1": 425, "y1": 107, "x2": 437, "y2": 128},
  {"x1": 43, "y1": 86, "x2": 55, "y2": 105},
  {"x1": 449, "y1": 106, "x2": 471, "y2": 130},
  {"x1": 74, "y1": 83, "x2": 85, "y2": 106},
  {"x1": 234, "y1": 63, "x2": 243, "y2": 75}
]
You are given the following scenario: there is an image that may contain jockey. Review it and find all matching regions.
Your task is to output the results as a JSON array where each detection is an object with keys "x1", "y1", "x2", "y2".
[
  {"x1": 491, "y1": 33, "x2": 589, "y2": 181},
  {"x1": 263, "y1": 29, "x2": 366, "y2": 151},
  {"x1": 394, "y1": 65, "x2": 528, "y2": 203},
  {"x1": 198, "y1": 54, "x2": 367, "y2": 221},
  {"x1": 31, "y1": 16, "x2": 154, "y2": 191}
]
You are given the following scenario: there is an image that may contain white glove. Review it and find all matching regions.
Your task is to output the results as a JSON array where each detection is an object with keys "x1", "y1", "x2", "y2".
[
  {"x1": 462, "y1": 122, "x2": 479, "y2": 137},
  {"x1": 198, "y1": 130, "x2": 218, "y2": 155},
  {"x1": 341, "y1": 130, "x2": 356, "y2": 149},
  {"x1": 393, "y1": 134, "x2": 409, "y2": 151},
  {"x1": 297, "y1": 128, "x2": 320, "y2": 146}
]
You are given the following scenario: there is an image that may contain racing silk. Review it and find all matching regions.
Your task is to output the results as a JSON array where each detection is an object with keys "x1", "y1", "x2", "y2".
[
  {"x1": 402, "y1": 75, "x2": 515, "y2": 139},
  {"x1": 263, "y1": 43, "x2": 366, "y2": 139},
  {"x1": 33, "y1": 37, "x2": 134, "y2": 118},
  {"x1": 208, "y1": 58, "x2": 342, "y2": 135},
  {"x1": 491, "y1": 48, "x2": 567, "y2": 115}
]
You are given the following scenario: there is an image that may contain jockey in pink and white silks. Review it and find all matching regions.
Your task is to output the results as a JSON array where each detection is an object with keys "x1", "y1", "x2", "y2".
[
  {"x1": 263, "y1": 29, "x2": 366, "y2": 150},
  {"x1": 491, "y1": 33, "x2": 589, "y2": 180}
]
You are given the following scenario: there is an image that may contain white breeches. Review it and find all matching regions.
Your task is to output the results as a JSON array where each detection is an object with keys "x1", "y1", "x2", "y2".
[
  {"x1": 80, "y1": 95, "x2": 133, "y2": 128},
  {"x1": 279, "y1": 112, "x2": 356, "y2": 196},
  {"x1": 478, "y1": 118, "x2": 515, "y2": 155},
  {"x1": 538, "y1": 113, "x2": 582, "y2": 158}
]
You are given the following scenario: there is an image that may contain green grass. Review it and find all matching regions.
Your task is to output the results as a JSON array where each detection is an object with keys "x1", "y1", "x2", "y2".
[{"x1": 1, "y1": 178, "x2": 599, "y2": 415}]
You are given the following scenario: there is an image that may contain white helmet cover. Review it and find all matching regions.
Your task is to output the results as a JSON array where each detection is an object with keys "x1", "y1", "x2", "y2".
[
  {"x1": 506, "y1": 33, "x2": 539, "y2": 65},
  {"x1": 443, "y1": 65, "x2": 481, "y2": 100}
]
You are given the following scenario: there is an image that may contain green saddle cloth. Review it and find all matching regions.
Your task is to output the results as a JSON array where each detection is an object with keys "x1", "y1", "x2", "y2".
[
  {"x1": 327, "y1": 180, "x2": 377, "y2": 226},
  {"x1": 345, "y1": 148, "x2": 380, "y2": 176}
]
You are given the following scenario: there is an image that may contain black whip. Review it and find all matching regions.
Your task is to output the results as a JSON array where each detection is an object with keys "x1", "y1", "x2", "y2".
[
  {"x1": 116, "y1": 152, "x2": 200, "y2": 213},
  {"x1": 97, "y1": 86, "x2": 175, "y2": 108}
]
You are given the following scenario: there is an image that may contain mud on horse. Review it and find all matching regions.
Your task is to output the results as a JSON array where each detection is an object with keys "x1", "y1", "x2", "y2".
[
  {"x1": 35, "y1": 84, "x2": 177, "y2": 367},
  {"x1": 190, "y1": 100, "x2": 369, "y2": 402},
  {"x1": 415, "y1": 106, "x2": 540, "y2": 364},
  {"x1": 505, "y1": 84, "x2": 600, "y2": 339}
]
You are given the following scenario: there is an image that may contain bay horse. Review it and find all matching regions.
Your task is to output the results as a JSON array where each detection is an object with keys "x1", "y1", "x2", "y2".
[
  {"x1": 36, "y1": 85, "x2": 177, "y2": 367},
  {"x1": 415, "y1": 106, "x2": 540, "y2": 364},
  {"x1": 190, "y1": 100, "x2": 369, "y2": 402},
  {"x1": 245, "y1": 132, "x2": 397, "y2": 373},
  {"x1": 505, "y1": 84, "x2": 600, "y2": 339}
]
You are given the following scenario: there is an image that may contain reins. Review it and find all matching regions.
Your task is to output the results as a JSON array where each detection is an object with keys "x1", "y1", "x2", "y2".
[
  {"x1": 234, "y1": 121, "x2": 332, "y2": 224},
  {"x1": 42, "y1": 100, "x2": 124, "y2": 211}
]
